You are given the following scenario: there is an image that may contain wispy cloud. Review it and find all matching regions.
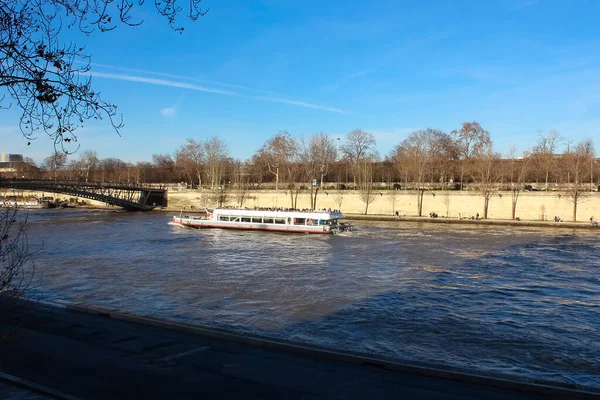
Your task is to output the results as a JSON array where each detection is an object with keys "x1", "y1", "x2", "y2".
[
  {"x1": 246, "y1": 95, "x2": 348, "y2": 114},
  {"x1": 160, "y1": 106, "x2": 177, "y2": 118},
  {"x1": 87, "y1": 71, "x2": 348, "y2": 114},
  {"x1": 88, "y1": 62, "x2": 273, "y2": 95},
  {"x1": 88, "y1": 72, "x2": 235, "y2": 95}
]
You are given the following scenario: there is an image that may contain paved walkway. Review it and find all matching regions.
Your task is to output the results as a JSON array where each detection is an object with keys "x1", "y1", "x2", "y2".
[{"x1": 0, "y1": 300, "x2": 595, "y2": 399}]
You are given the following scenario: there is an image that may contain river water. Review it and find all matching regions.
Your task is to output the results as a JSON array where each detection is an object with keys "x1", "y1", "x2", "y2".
[{"x1": 23, "y1": 209, "x2": 600, "y2": 388}]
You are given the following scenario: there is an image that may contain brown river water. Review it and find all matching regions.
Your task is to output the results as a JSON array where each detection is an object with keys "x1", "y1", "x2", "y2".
[{"x1": 22, "y1": 209, "x2": 600, "y2": 389}]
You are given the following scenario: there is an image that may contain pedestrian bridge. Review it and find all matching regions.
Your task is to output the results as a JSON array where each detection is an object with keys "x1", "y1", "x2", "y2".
[{"x1": 0, "y1": 179, "x2": 168, "y2": 211}]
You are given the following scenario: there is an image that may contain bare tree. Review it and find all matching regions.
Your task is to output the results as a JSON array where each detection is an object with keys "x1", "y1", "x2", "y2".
[
  {"x1": 298, "y1": 133, "x2": 337, "y2": 209},
  {"x1": 99, "y1": 157, "x2": 128, "y2": 182},
  {"x1": 507, "y1": 146, "x2": 530, "y2": 220},
  {"x1": 42, "y1": 152, "x2": 67, "y2": 179},
  {"x1": 178, "y1": 139, "x2": 205, "y2": 187},
  {"x1": 203, "y1": 136, "x2": 228, "y2": 189},
  {"x1": 1, "y1": 0, "x2": 207, "y2": 151},
  {"x1": 472, "y1": 147, "x2": 500, "y2": 219},
  {"x1": 18, "y1": 158, "x2": 39, "y2": 179},
  {"x1": 231, "y1": 159, "x2": 249, "y2": 207},
  {"x1": 76, "y1": 150, "x2": 99, "y2": 182},
  {"x1": 392, "y1": 128, "x2": 451, "y2": 216},
  {"x1": 1, "y1": 207, "x2": 36, "y2": 302},
  {"x1": 394, "y1": 130, "x2": 427, "y2": 216},
  {"x1": 561, "y1": 138, "x2": 595, "y2": 221},
  {"x1": 174, "y1": 148, "x2": 196, "y2": 186},
  {"x1": 451, "y1": 122, "x2": 492, "y2": 190},
  {"x1": 256, "y1": 131, "x2": 297, "y2": 190},
  {"x1": 532, "y1": 130, "x2": 562, "y2": 189},
  {"x1": 152, "y1": 153, "x2": 176, "y2": 182},
  {"x1": 341, "y1": 129, "x2": 376, "y2": 186},
  {"x1": 357, "y1": 157, "x2": 378, "y2": 214},
  {"x1": 333, "y1": 191, "x2": 344, "y2": 210}
]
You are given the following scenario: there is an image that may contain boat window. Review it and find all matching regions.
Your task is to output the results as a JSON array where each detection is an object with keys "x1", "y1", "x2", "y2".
[
  {"x1": 230, "y1": 216, "x2": 240, "y2": 222},
  {"x1": 218, "y1": 216, "x2": 230, "y2": 221},
  {"x1": 294, "y1": 218, "x2": 306, "y2": 225},
  {"x1": 263, "y1": 217, "x2": 275, "y2": 224},
  {"x1": 241, "y1": 217, "x2": 251, "y2": 222},
  {"x1": 251, "y1": 217, "x2": 262, "y2": 223},
  {"x1": 274, "y1": 218, "x2": 286, "y2": 224}
]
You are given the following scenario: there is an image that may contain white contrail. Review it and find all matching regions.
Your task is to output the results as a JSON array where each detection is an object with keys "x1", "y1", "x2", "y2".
[
  {"x1": 87, "y1": 71, "x2": 235, "y2": 96},
  {"x1": 88, "y1": 62, "x2": 268, "y2": 94},
  {"x1": 86, "y1": 71, "x2": 349, "y2": 114},
  {"x1": 246, "y1": 95, "x2": 348, "y2": 114}
]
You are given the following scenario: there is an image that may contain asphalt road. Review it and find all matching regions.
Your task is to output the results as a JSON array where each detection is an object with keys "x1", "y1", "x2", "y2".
[{"x1": 0, "y1": 299, "x2": 588, "y2": 399}]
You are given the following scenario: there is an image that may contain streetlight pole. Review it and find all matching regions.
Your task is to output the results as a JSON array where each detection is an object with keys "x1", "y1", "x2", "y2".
[
  {"x1": 592, "y1": 156, "x2": 595, "y2": 192},
  {"x1": 336, "y1": 137, "x2": 341, "y2": 189}
]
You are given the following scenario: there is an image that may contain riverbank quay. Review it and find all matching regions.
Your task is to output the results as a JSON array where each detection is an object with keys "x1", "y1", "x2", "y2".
[
  {"x1": 160, "y1": 207, "x2": 599, "y2": 230},
  {"x1": 1, "y1": 299, "x2": 598, "y2": 399},
  {"x1": 164, "y1": 189, "x2": 600, "y2": 222},
  {"x1": 345, "y1": 214, "x2": 600, "y2": 230}
]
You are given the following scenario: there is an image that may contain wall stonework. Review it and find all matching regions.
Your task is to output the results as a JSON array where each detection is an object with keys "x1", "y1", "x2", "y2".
[
  {"x1": 168, "y1": 190, "x2": 600, "y2": 222},
  {"x1": 5, "y1": 187, "x2": 598, "y2": 222}
]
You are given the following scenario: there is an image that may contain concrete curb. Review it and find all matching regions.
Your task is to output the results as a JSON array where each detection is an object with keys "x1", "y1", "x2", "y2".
[
  {"x1": 0, "y1": 371, "x2": 83, "y2": 400},
  {"x1": 31, "y1": 299, "x2": 600, "y2": 399}
]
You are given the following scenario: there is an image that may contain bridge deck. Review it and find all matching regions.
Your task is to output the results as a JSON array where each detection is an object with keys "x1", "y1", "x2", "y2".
[{"x1": 0, "y1": 179, "x2": 167, "y2": 211}]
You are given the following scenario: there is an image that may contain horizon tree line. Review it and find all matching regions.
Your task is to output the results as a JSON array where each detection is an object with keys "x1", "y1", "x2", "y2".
[{"x1": 3, "y1": 122, "x2": 598, "y2": 220}]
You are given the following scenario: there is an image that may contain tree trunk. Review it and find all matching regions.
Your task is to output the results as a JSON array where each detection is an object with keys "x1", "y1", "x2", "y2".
[
  {"x1": 417, "y1": 189, "x2": 424, "y2": 217},
  {"x1": 511, "y1": 199, "x2": 517, "y2": 220},
  {"x1": 460, "y1": 164, "x2": 464, "y2": 191},
  {"x1": 483, "y1": 196, "x2": 490, "y2": 219},
  {"x1": 573, "y1": 198, "x2": 578, "y2": 222},
  {"x1": 275, "y1": 167, "x2": 279, "y2": 191}
]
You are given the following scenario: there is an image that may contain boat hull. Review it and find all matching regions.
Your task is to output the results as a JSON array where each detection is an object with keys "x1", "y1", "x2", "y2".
[{"x1": 171, "y1": 219, "x2": 333, "y2": 234}]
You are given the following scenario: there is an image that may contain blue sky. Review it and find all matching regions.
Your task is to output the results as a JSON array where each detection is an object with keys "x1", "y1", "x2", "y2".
[{"x1": 2, "y1": 0, "x2": 600, "y2": 164}]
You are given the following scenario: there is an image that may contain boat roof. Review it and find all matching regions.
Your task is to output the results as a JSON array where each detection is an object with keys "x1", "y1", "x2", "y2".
[{"x1": 210, "y1": 207, "x2": 344, "y2": 220}]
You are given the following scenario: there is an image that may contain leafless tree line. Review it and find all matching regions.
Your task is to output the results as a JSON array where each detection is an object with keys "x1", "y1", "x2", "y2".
[{"x1": 5, "y1": 123, "x2": 597, "y2": 219}]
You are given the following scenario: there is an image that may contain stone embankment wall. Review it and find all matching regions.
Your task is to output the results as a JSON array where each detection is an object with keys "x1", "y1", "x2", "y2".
[
  {"x1": 167, "y1": 190, "x2": 600, "y2": 222},
  {"x1": 4, "y1": 187, "x2": 599, "y2": 222}
]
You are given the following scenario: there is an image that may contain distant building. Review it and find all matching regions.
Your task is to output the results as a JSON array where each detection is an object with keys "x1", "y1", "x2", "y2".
[
  {"x1": 1, "y1": 154, "x2": 24, "y2": 162},
  {"x1": 0, "y1": 154, "x2": 40, "y2": 178}
]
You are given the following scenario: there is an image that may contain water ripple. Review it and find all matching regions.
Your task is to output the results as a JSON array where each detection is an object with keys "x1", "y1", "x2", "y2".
[{"x1": 24, "y1": 211, "x2": 600, "y2": 389}]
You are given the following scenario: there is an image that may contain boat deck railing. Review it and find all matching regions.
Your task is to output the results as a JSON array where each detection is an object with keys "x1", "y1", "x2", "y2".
[{"x1": 215, "y1": 206, "x2": 342, "y2": 214}]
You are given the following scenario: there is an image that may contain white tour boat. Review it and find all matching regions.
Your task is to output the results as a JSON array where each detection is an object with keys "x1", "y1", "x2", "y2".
[{"x1": 171, "y1": 207, "x2": 354, "y2": 234}]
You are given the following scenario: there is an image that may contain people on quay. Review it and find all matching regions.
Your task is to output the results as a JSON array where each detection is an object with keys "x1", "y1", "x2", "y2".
[
  {"x1": 590, "y1": 216, "x2": 598, "y2": 227},
  {"x1": 554, "y1": 216, "x2": 562, "y2": 222}
]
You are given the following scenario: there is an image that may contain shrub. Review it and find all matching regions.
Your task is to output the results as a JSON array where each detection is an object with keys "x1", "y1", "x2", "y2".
[
  {"x1": 300, "y1": 185, "x2": 308, "y2": 190},
  {"x1": 339, "y1": 184, "x2": 347, "y2": 190},
  {"x1": 393, "y1": 183, "x2": 402, "y2": 190}
]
